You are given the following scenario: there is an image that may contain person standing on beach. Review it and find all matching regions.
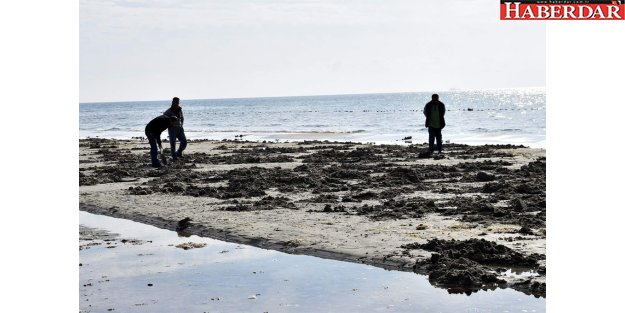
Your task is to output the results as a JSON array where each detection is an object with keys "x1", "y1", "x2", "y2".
[
  {"x1": 163, "y1": 97, "x2": 187, "y2": 161},
  {"x1": 423, "y1": 94, "x2": 446, "y2": 155},
  {"x1": 145, "y1": 115, "x2": 178, "y2": 168}
]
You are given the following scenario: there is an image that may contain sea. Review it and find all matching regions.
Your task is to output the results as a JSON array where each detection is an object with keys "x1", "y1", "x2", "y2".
[{"x1": 79, "y1": 88, "x2": 545, "y2": 148}]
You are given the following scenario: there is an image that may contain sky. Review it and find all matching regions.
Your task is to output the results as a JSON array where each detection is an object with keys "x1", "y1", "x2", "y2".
[{"x1": 79, "y1": 0, "x2": 545, "y2": 103}]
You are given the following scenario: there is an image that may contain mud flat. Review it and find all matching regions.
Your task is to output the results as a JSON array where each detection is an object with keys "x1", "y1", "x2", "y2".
[{"x1": 79, "y1": 138, "x2": 546, "y2": 297}]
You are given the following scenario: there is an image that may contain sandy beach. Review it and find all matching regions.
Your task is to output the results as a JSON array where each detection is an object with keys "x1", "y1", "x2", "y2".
[{"x1": 79, "y1": 138, "x2": 546, "y2": 297}]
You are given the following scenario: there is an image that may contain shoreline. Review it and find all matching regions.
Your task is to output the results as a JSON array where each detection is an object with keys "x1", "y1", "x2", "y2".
[
  {"x1": 79, "y1": 138, "x2": 546, "y2": 297},
  {"x1": 79, "y1": 132, "x2": 546, "y2": 149},
  {"x1": 79, "y1": 202, "x2": 416, "y2": 272}
]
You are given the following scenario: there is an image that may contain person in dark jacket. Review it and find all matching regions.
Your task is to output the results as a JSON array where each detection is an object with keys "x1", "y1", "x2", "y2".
[
  {"x1": 423, "y1": 94, "x2": 446, "y2": 155},
  {"x1": 145, "y1": 115, "x2": 177, "y2": 167},
  {"x1": 163, "y1": 97, "x2": 187, "y2": 161}
]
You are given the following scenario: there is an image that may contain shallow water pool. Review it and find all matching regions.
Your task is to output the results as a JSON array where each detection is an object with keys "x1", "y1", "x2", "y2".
[{"x1": 79, "y1": 211, "x2": 545, "y2": 313}]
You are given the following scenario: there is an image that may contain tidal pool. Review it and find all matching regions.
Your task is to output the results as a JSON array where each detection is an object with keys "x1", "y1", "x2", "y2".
[{"x1": 79, "y1": 211, "x2": 545, "y2": 313}]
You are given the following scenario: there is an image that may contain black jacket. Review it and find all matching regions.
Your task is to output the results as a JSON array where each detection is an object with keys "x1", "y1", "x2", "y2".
[
  {"x1": 145, "y1": 115, "x2": 171, "y2": 145},
  {"x1": 423, "y1": 100, "x2": 446, "y2": 129}
]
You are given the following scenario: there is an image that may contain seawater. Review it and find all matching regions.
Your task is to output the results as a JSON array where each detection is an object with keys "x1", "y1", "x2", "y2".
[
  {"x1": 80, "y1": 88, "x2": 545, "y2": 148},
  {"x1": 80, "y1": 212, "x2": 545, "y2": 313}
]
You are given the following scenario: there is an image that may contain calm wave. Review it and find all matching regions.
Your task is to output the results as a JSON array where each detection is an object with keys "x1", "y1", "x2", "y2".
[{"x1": 80, "y1": 89, "x2": 545, "y2": 148}]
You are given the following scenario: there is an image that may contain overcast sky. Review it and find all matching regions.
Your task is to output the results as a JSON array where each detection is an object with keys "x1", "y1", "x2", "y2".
[{"x1": 79, "y1": 0, "x2": 545, "y2": 103}]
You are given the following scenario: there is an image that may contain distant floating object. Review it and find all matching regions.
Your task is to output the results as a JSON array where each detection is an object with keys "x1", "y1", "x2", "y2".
[
  {"x1": 467, "y1": 108, "x2": 474, "y2": 111},
  {"x1": 402, "y1": 136, "x2": 412, "y2": 140}
]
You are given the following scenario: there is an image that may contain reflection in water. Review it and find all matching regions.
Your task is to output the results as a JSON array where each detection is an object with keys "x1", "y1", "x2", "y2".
[{"x1": 79, "y1": 211, "x2": 545, "y2": 313}]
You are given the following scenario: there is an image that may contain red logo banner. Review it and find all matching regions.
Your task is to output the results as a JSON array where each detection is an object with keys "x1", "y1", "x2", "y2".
[{"x1": 500, "y1": 1, "x2": 625, "y2": 20}]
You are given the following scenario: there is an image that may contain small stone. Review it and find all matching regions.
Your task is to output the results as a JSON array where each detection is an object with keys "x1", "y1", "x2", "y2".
[
  {"x1": 476, "y1": 171, "x2": 495, "y2": 182},
  {"x1": 519, "y1": 226, "x2": 533, "y2": 235}
]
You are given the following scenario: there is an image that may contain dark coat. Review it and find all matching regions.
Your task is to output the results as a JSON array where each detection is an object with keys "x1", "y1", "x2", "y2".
[
  {"x1": 145, "y1": 115, "x2": 171, "y2": 146},
  {"x1": 423, "y1": 100, "x2": 446, "y2": 129}
]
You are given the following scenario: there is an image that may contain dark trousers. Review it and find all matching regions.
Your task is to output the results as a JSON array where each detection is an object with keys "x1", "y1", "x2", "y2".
[
  {"x1": 428, "y1": 127, "x2": 442, "y2": 153},
  {"x1": 168, "y1": 126, "x2": 187, "y2": 159},
  {"x1": 145, "y1": 131, "x2": 160, "y2": 166}
]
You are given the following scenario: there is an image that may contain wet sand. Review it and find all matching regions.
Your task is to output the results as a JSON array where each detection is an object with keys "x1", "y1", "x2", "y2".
[{"x1": 79, "y1": 138, "x2": 546, "y2": 297}]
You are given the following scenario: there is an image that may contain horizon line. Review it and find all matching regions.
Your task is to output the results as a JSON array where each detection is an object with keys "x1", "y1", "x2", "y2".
[{"x1": 80, "y1": 86, "x2": 546, "y2": 105}]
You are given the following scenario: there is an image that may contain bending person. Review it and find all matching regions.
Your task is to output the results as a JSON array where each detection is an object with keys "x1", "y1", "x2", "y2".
[{"x1": 145, "y1": 115, "x2": 177, "y2": 167}]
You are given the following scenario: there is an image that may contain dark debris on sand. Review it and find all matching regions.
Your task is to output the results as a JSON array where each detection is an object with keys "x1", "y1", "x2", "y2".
[
  {"x1": 80, "y1": 138, "x2": 546, "y2": 297},
  {"x1": 80, "y1": 138, "x2": 545, "y2": 229},
  {"x1": 402, "y1": 238, "x2": 545, "y2": 297}
]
